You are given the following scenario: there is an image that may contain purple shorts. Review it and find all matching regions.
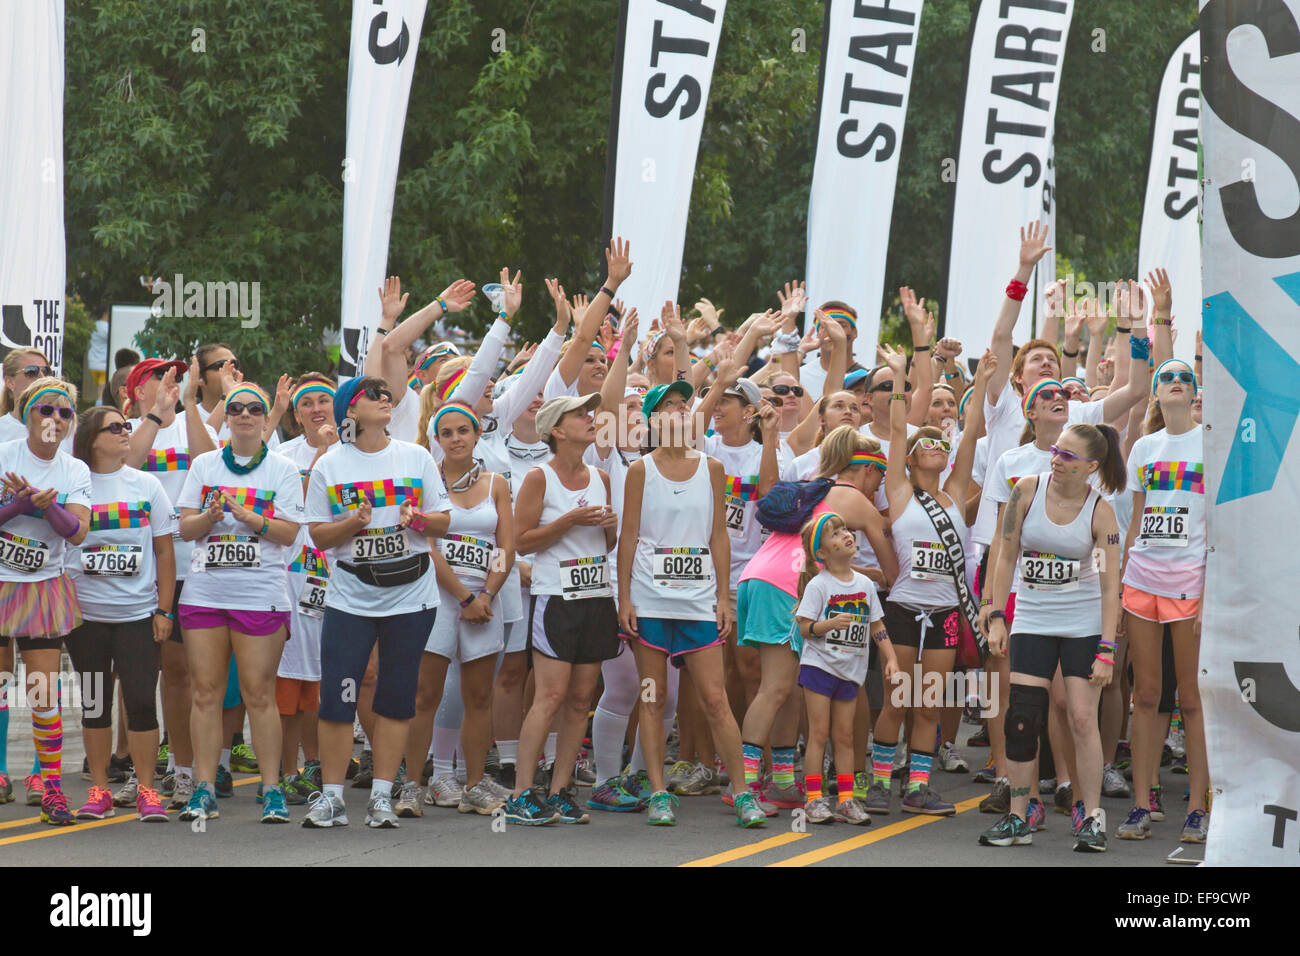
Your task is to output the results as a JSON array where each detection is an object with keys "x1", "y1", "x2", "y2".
[
  {"x1": 178, "y1": 604, "x2": 290, "y2": 637},
  {"x1": 798, "y1": 664, "x2": 860, "y2": 701}
]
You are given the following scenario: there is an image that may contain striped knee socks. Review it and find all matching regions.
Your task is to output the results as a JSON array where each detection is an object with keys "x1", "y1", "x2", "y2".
[
  {"x1": 907, "y1": 749, "x2": 934, "y2": 793},
  {"x1": 32, "y1": 707, "x2": 62, "y2": 789},
  {"x1": 871, "y1": 740, "x2": 896, "y2": 788},
  {"x1": 742, "y1": 742, "x2": 763, "y2": 790}
]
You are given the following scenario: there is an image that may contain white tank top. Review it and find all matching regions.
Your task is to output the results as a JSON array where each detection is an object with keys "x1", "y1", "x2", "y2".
[
  {"x1": 438, "y1": 478, "x2": 500, "y2": 587},
  {"x1": 887, "y1": 493, "x2": 967, "y2": 608},
  {"x1": 529, "y1": 463, "x2": 612, "y2": 599},
  {"x1": 630, "y1": 453, "x2": 716, "y2": 620},
  {"x1": 1011, "y1": 476, "x2": 1102, "y2": 638}
]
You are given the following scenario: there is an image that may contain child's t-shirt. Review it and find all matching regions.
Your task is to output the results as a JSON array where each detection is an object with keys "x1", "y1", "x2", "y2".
[{"x1": 794, "y1": 568, "x2": 884, "y2": 685}]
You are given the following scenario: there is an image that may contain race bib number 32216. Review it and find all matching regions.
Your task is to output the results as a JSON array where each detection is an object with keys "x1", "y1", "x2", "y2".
[{"x1": 1139, "y1": 506, "x2": 1188, "y2": 547}]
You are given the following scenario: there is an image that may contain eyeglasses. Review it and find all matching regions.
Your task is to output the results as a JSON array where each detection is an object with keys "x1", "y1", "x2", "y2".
[
  {"x1": 20, "y1": 365, "x2": 53, "y2": 378},
  {"x1": 98, "y1": 420, "x2": 134, "y2": 435},
  {"x1": 1049, "y1": 444, "x2": 1095, "y2": 463},
  {"x1": 360, "y1": 385, "x2": 393, "y2": 403},
  {"x1": 202, "y1": 358, "x2": 241, "y2": 374},
  {"x1": 764, "y1": 394, "x2": 783, "y2": 407},
  {"x1": 33, "y1": 404, "x2": 74, "y2": 421},
  {"x1": 1031, "y1": 387, "x2": 1068, "y2": 404},
  {"x1": 226, "y1": 401, "x2": 267, "y2": 417},
  {"x1": 872, "y1": 381, "x2": 913, "y2": 393},
  {"x1": 914, "y1": 437, "x2": 951, "y2": 453},
  {"x1": 1156, "y1": 370, "x2": 1196, "y2": 386},
  {"x1": 771, "y1": 384, "x2": 804, "y2": 398}
]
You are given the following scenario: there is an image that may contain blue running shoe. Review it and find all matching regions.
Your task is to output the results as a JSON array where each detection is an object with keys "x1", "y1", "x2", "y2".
[
  {"x1": 215, "y1": 764, "x2": 234, "y2": 798},
  {"x1": 586, "y1": 775, "x2": 644, "y2": 812},
  {"x1": 1116, "y1": 806, "x2": 1151, "y2": 840},
  {"x1": 546, "y1": 787, "x2": 589, "y2": 824},
  {"x1": 261, "y1": 785, "x2": 290, "y2": 823},
  {"x1": 1026, "y1": 797, "x2": 1046, "y2": 832},
  {"x1": 178, "y1": 783, "x2": 219, "y2": 822},
  {"x1": 504, "y1": 787, "x2": 559, "y2": 826}
]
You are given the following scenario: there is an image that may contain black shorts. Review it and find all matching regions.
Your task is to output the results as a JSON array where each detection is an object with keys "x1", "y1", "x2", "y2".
[
  {"x1": 529, "y1": 593, "x2": 619, "y2": 664},
  {"x1": 1009, "y1": 633, "x2": 1101, "y2": 681},
  {"x1": 882, "y1": 601, "x2": 961, "y2": 651}
]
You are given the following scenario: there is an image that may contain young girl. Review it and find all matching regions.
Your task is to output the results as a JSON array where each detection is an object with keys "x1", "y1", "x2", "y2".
[{"x1": 794, "y1": 512, "x2": 897, "y2": 825}]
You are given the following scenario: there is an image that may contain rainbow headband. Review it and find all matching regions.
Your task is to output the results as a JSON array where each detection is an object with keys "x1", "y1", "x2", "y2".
[
  {"x1": 643, "y1": 329, "x2": 666, "y2": 358},
  {"x1": 1022, "y1": 379, "x2": 1064, "y2": 416},
  {"x1": 437, "y1": 367, "x2": 467, "y2": 402},
  {"x1": 958, "y1": 386, "x2": 974, "y2": 418},
  {"x1": 418, "y1": 343, "x2": 458, "y2": 371},
  {"x1": 292, "y1": 382, "x2": 336, "y2": 407},
  {"x1": 1151, "y1": 360, "x2": 1197, "y2": 396},
  {"x1": 851, "y1": 451, "x2": 887, "y2": 471},
  {"x1": 22, "y1": 386, "x2": 72, "y2": 420},
  {"x1": 432, "y1": 401, "x2": 480, "y2": 433},
  {"x1": 225, "y1": 384, "x2": 270, "y2": 411},
  {"x1": 809, "y1": 512, "x2": 841, "y2": 565},
  {"x1": 820, "y1": 308, "x2": 857, "y2": 331},
  {"x1": 1061, "y1": 376, "x2": 1087, "y2": 392}
]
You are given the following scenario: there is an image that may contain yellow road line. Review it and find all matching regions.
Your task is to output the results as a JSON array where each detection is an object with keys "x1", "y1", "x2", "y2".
[
  {"x1": 679, "y1": 831, "x2": 810, "y2": 867},
  {"x1": 0, "y1": 815, "x2": 42, "y2": 830},
  {"x1": 767, "y1": 795, "x2": 985, "y2": 867}
]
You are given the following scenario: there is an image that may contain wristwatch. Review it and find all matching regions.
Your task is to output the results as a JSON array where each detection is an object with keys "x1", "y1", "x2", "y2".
[{"x1": 154, "y1": 608, "x2": 176, "y2": 621}]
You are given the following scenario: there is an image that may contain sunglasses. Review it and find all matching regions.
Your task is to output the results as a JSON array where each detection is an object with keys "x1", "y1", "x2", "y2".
[
  {"x1": 33, "y1": 404, "x2": 74, "y2": 421},
  {"x1": 872, "y1": 381, "x2": 913, "y2": 393},
  {"x1": 771, "y1": 384, "x2": 804, "y2": 398},
  {"x1": 1031, "y1": 387, "x2": 1068, "y2": 404},
  {"x1": 914, "y1": 437, "x2": 951, "y2": 453},
  {"x1": 202, "y1": 358, "x2": 241, "y2": 374},
  {"x1": 226, "y1": 401, "x2": 267, "y2": 417},
  {"x1": 98, "y1": 420, "x2": 134, "y2": 435},
  {"x1": 359, "y1": 384, "x2": 393, "y2": 404},
  {"x1": 20, "y1": 365, "x2": 54, "y2": 378},
  {"x1": 1049, "y1": 444, "x2": 1095, "y2": 463},
  {"x1": 1156, "y1": 370, "x2": 1196, "y2": 385},
  {"x1": 764, "y1": 394, "x2": 784, "y2": 407}
]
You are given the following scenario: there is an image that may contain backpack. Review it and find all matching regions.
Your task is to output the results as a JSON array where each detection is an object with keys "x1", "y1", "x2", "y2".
[{"x1": 755, "y1": 477, "x2": 835, "y2": 534}]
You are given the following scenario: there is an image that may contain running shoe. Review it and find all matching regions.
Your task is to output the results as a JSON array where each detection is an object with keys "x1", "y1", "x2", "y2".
[
  {"x1": 75, "y1": 786, "x2": 115, "y2": 820},
  {"x1": 1025, "y1": 797, "x2": 1046, "y2": 832},
  {"x1": 302, "y1": 790, "x2": 348, "y2": 828},
  {"x1": 386, "y1": 780, "x2": 419, "y2": 818},
  {"x1": 504, "y1": 787, "x2": 559, "y2": 826},
  {"x1": 108, "y1": 753, "x2": 133, "y2": 783},
  {"x1": 1114, "y1": 739, "x2": 1131, "y2": 768},
  {"x1": 230, "y1": 743, "x2": 259, "y2": 774},
  {"x1": 973, "y1": 757, "x2": 998, "y2": 784},
  {"x1": 938, "y1": 742, "x2": 970, "y2": 773},
  {"x1": 674, "y1": 762, "x2": 719, "y2": 796},
  {"x1": 1170, "y1": 754, "x2": 1188, "y2": 774},
  {"x1": 1180, "y1": 809, "x2": 1209, "y2": 844},
  {"x1": 714, "y1": 756, "x2": 730, "y2": 789},
  {"x1": 25, "y1": 773, "x2": 45, "y2": 806},
  {"x1": 646, "y1": 790, "x2": 679, "y2": 826},
  {"x1": 40, "y1": 786, "x2": 76, "y2": 826},
  {"x1": 480, "y1": 775, "x2": 513, "y2": 803},
  {"x1": 1168, "y1": 726, "x2": 1186, "y2": 757},
  {"x1": 1102, "y1": 763, "x2": 1132, "y2": 798},
  {"x1": 665, "y1": 759, "x2": 695, "y2": 791},
  {"x1": 160, "y1": 772, "x2": 175, "y2": 797},
  {"x1": 967, "y1": 725, "x2": 990, "y2": 747},
  {"x1": 178, "y1": 783, "x2": 218, "y2": 822},
  {"x1": 861, "y1": 782, "x2": 892, "y2": 815},
  {"x1": 458, "y1": 779, "x2": 506, "y2": 815},
  {"x1": 1038, "y1": 776, "x2": 1057, "y2": 792},
  {"x1": 533, "y1": 761, "x2": 553, "y2": 791},
  {"x1": 763, "y1": 779, "x2": 806, "y2": 810},
  {"x1": 901, "y1": 785, "x2": 956, "y2": 816},
  {"x1": 80, "y1": 757, "x2": 92, "y2": 782},
  {"x1": 261, "y1": 786, "x2": 290, "y2": 824},
  {"x1": 891, "y1": 742, "x2": 909, "y2": 779},
  {"x1": 300, "y1": 760, "x2": 323, "y2": 792},
  {"x1": 546, "y1": 787, "x2": 589, "y2": 824},
  {"x1": 1070, "y1": 800, "x2": 1086, "y2": 835},
  {"x1": 353, "y1": 716, "x2": 365, "y2": 743},
  {"x1": 136, "y1": 786, "x2": 168, "y2": 822},
  {"x1": 351, "y1": 750, "x2": 373, "y2": 788},
  {"x1": 733, "y1": 790, "x2": 767, "y2": 828},
  {"x1": 804, "y1": 795, "x2": 835, "y2": 824},
  {"x1": 113, "y1": 773, "x2": 139, "y2": 807},
  {"x1": 573, "y1": 755, "x2": 597, "y2": 788},
  {"x1": 169, "y1": 771, "x2": 195, "y2": 810},
  {"x1": 1073, "y1": 810, "x2": 1107, "y2": 852},
  {"x1": 1053, "y1": 781, "x2": 1074, "y2": 815},
  {"x1": 979, "y1": 778, "x2": 1010, "y2": 814},
  {"x1": 214, "y1": 764, "x2": 234, "y2": 798},
  {"x1": 393, "y1": 761, "x2": 408, "y2": 790},
  {"x1": 280, "y1": 773, "x2": 312, "y2": 805},
  {"x1": 1116, "y1": 806, "x2": 1152, "y2": 840},
  {"x1": 427, "y1": 774, "x2": 463, "y2": 808},
  {"x1": 833, "y1": 798, "x2": 872, "y2": 826},
  {"x1": 1161, "y1": 743, "x2": 1174, "y2": 766},
  {"x1": 852, "y1": 771, "x2": 870, "y2": 800},
  {"x1": 155, "y1": 742, "x2": 169, "y2": 775},
  {"x1": 0, "y1": 773, "x2": 12, "y2": 804},
  {"x1": 624, "y1": 768, "x2": 653, "y2": 800},
  {"x1": 979, "y1": 813, "x2": 1031, "y2": 847},
  {"x1": 1149, "y1": 785, "x2": 1165, "y2": 822},
  {"x1": 586, "y1": 776, "x2": 644, "y2": 812},
  {"x1": 720, "y1": 786, "x2": 779, "y2": 817},
  {"x1": 365, "y1": 793, "x2": 400, "y2": 828},
  {"x1": 962, "y1": 703, "x2": 983, "y2": 725}
]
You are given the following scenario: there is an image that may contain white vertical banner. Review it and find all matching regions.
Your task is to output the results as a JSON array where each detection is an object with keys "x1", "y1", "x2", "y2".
[
  {"x1": 944, "y1": 0, "x2": 1073, "y2": 348},
  {"x1": 0, "y1": 1, "x2": 66, "y2": 373},
  {"x1": 338, "y1": 0, "x2": 428, "y2": 378},
  {"x1": 605, "y1": 0, "x2": 727, "y2": 318},
  {"x1": 1035, "y1": 137, "x2": 1056, "y2": 335},
  {"x1": 1139, "y1": 30, "x2": 1201, "y2": 365},
  {"x1": 805, "y1": 0, "x2": 924, "y2": 363},
  {"x1": 1199, "y1": 0, "x2": 1300, "y2": 867}
]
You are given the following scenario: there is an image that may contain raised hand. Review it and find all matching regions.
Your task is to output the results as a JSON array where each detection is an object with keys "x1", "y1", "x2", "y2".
[
  {"x1": 693, "y1": 297, "x2": 723, "y2": 327},
  {"x1": 686, "y1": 314, "x2": 713, "y2": 345},
  {"x1": 777, "y1": 280, "x2": 807, "y2": 326},
  {"x1": 750, "y1": 309, "x2": 781, "y2": 340},
  {"x1": 877, "y1": 342, "x2": 908, "y2": 378},
  {"x1": 974, "y1": 347, "x2": 998, "y2": 383},
  {"x1": 184, "y1": 357, "x2": 201, "y2": 405},
  {"x1": 605, "y1": 236, "x2": 633, "y2": 285},
  {"x1": 570, "y1": 293, "x2": 591, "y2": 325},
  {"x1": 936, "y1": 337, "x2": 963, "y2": 362},
  {"x1": 900, "y1": 286, "x2": 928, "y2": 330},
  {"x1": 1045, "y1": 278, "x2": 1067, "y2": 319},
  {"x1": 439, "y1": 279, "x2": 477, "y2": 313},
  {"x1": 498, "y1": 267, "x2": 523, "y2": 318},
  {"x1": 620, "y1": 307, "x2": 640, "y2": 347},
  {"x1": 1144, "y1": 267, "x2": 1172, "y2": 316},
  {"x1": 155, "y1": 368, "x2": 180, "y2": 415},
  {"x1": 378, "y1": 276, "x2": 409, "y2": 323},
  {"x1": 1063, "y1": 294, "x2": 1084, "y2": 342},
  {"x1": 1018, "y1": 220, "x2": 1053, "y2": 271},
  {"x1": 544, "y1": 277, "x2": 571, "y2": 328},
  {"x1": 273, "y1": 374, "x2": 293, "y2": 412},
  {"x1": 821, "y1": 310, "x2": 847, "y2": 351}
]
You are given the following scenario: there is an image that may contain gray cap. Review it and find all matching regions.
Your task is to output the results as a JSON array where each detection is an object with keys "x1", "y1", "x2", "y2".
[
  {"x1": 535, "y1": 393, "x2": 601, "y2": 444},
  {"x1": 722, "y1": 378, "x2": 762, "y2": 409}
]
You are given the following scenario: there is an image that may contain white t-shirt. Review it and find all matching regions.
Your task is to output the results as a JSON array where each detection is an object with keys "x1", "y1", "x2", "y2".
[
  {"x1": 796, "y1": 569, "x2": 884, "y2": 685},
  {"x1": 543, "y1": 366, "x2": 581, "y2": 402},
  {"x1": 177, "y1": 449, "x2": 305, "y2": 611},
  {"x1": 135, "y1": 414, "x2": 220, "y2": 581},
  {"x1": 1123, "y1": 426, "x2": 1206, "y2": 600},
  {"x1": 304, "y1": 439, "x2": 449, "y2": 616},
  {"x1": 0, "y1": 440, "x2": 92, "y2": 583},
  {"x1": 387, "y1": 391, "x2": 421, "y2": 444},
  {"x1": 276, "y1": 435, "x2": 332, "y2": 678},
  {"x1": 68, "y1": 467, "x2": 175, "y2": 623}
]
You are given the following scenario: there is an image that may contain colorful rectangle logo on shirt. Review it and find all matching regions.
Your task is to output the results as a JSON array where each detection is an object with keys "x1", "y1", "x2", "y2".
[
  {"x1": 200, "y1": 486, "x2": 277, "y2": 516},
  {"x1": 327, "y1": 478, "x2": 423, "y2": 514},
  {"x1": 89, "y1": 501, "x2": 152, "y2": 530},
  {"x1": 1140, "y1": 461, "x2": 1204, "y2": 493},
  {"x1": 723, "y1": 474, "x2": 759, "y2": 501},
  {"x1": 143, "y1": 448, "x2": 190, "y2": 472}
]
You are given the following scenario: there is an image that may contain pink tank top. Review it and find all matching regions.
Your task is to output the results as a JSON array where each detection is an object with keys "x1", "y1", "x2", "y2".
[{"x1": 738, "y1": 500, "x2": 834, "y2": 597}]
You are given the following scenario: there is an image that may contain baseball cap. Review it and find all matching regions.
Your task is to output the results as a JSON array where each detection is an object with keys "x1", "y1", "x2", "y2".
[
  {"x1": 125, "y1": 359, "x2": 187, "y2": 405},
  {"x1": 536, "y1": 393, "x2": 601, "y2": 444},
  {"x1": 722, "y1": 378, "x2": 762, "y2": 408},
  {"x1": 640, "y1": 381, "x2": 693, "y2": 420}
]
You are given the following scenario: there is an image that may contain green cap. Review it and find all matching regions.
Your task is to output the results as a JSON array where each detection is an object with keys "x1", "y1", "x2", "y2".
[{"x1": 641, "y1": 380, "x2": 694, "y2": 420}]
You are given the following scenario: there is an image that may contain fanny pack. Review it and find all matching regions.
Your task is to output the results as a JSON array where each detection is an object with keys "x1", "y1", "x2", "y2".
[
  {"x1": 339, "y1": 552, "x2": 430, "y2": 588},
  {"x1": 913, "y1": 487, "x2": 985, "y2": 664}
]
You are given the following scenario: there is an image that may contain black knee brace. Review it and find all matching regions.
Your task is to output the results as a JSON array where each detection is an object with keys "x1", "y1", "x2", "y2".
[{"x1": 1005, "y1": 684, "x2": 1049, "y2": 763}]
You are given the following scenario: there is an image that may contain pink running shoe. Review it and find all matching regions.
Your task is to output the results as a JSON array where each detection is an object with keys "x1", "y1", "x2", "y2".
[
  {"x1": 75, "y1": 785, "x2": 116, "y2": 820},
  {"x1": 136, "y1": 786, "x2": 168, "y2": 822}
]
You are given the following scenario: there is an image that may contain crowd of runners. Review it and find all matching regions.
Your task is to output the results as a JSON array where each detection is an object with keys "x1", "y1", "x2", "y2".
[{"x1": 0, "y1": 225, "x2": 1208, "y2": 851}]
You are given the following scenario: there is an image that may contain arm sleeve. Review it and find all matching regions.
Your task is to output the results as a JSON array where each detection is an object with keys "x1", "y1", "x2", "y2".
[
  {"x1": 455, "y1": 318, "x2": 512, "y2": 407},
  {"x1": 496, "y1": 328, "x2": 565, "y2": 428}
]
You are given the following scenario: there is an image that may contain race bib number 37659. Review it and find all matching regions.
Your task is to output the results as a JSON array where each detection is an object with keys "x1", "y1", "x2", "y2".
[{"x1": 0, "y1": 531, "x2": 48, "y2": 573}]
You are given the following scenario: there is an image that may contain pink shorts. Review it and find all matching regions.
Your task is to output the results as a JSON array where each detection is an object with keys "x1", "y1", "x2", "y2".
[
  {"x1": 1122, "y1": 586, "x2": 1199, "y2": 624},
  {"x1": 178, "y1": 604, "x2": 291, "y2": 637}
]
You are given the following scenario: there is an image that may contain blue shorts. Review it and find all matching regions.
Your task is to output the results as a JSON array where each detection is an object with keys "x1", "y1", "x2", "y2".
[
  {"x1": 636, "y1": 617, "x2": 722, "y2": 668},
  {"x1": 319, "y1": 606, "x2": 437, "y2": 722},
  {"x1": 736, "y1": 579, "x2": 801, "y2": 651},
  {"x1": 798, "y1": 664, "x2": 860, "y2": 701}
]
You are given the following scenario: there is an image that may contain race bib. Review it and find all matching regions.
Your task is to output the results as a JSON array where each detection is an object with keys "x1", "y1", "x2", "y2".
[
  {"x1": 1019, "y1": 550, "x2": 1081, "y2": 592},
  {"x1": 352, "y1": 525, "x2": 408, "y2": 564},
  {"x1": 196, "y1": 534, "x2": 260, "y2": 571},
  {"x1": 652, "y1": 547, "x2": 710, "y2": 588},
  {"x1": 560, "y1": 555, "x2": 611, "y2": 600},
  {"x1": 297, "y1": 575, "x2": 328, "y2": 619},
  {"x1": 910, "y1": 541, "x2": 951, "y2": 581},
  {"x1": 1139, "y1": 506, "x2": 1189, "y2": 547},
  {"x1": 81, "y1": 544, "x2": 143, "y2": 577},
  {"x1": 724, "y1": 495, "x2": 745, "y2": 532},
  {"x1": 824, "y1": 615, "x2": 868, "y2": 649},
  {"x1": 0, "y1": 531, "x2": 48, "y2": 573},
  {"x1": 441, "y1": 534, "x2": 493, "y2": 582}
]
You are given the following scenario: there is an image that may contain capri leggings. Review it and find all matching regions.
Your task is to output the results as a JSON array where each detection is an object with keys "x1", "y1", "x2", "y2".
[
  {"x1": 63, "y1": 617, "x2": 160, "y2": 731},
  {"x1": 319, "y1": 606, "x2": 436, "y2": 722}
]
